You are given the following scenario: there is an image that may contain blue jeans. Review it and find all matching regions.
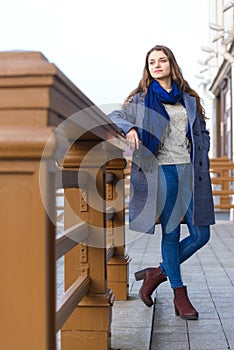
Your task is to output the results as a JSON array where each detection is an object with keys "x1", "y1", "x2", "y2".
[{"x1": 157, "y1": 164, "x2": 210, "y2": 289}]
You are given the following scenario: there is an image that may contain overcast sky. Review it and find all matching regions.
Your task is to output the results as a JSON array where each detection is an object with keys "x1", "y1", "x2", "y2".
[{"x1": 1, "y1": 0, "x2": 211, "y2": 108}]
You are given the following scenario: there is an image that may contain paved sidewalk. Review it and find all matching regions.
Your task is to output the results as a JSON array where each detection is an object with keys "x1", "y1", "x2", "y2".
[
  {"x1": 56, "y1": 215, "x2": 234, "y2": 349},
  {"x1": 111, "y1": 228, "x2": 159, "y2": 350},
  {"x1": 111, "y1": 218, "x2": 234, "y2": 350}
]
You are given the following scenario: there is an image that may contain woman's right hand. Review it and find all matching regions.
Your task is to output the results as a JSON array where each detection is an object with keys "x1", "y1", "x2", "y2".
[{"x1": 126, "y1": 128, "x2": 141, "y2": 151}]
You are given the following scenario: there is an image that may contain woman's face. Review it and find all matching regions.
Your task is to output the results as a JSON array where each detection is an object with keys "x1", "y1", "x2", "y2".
[{"x1": 148, "y1": 50, "x2": 171, "y2": 82}]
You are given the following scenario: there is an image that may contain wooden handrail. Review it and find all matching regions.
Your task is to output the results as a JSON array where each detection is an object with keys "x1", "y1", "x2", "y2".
[
  {"x1": 56, "y1": 222, "x2": 89, "y2": 259},
  {"x1": 62, "y1": 170, "x2": 89, "y2": 189},
  {"x1": 0, "y1": 51, "x2": 129, "y2": 350},
  {"x1": 211, "y1": 177, "x2": 234, "y2": 183},
  {"x1": 56, "y1": 275, "x2": 91, "y2": 332},
  {"x1": 124, "y1": 158, "x2": 234, "y2": 212},
  {"x1": 212, "y1": 190, "x2": 234, "y2": 195}
]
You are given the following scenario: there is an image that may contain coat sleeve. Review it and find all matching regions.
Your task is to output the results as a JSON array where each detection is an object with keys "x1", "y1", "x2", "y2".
[
  {"x1": 108, "y1": 94, "x2": 139, "y2": 135},
  {"x1": 200, "y1": 117, "x2": 210, "y2": 151}
]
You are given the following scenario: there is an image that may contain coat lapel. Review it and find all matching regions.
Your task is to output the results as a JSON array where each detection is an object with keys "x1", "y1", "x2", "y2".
[{"x1": 183, "y1": 93, "x2": 196, "y2": 127}]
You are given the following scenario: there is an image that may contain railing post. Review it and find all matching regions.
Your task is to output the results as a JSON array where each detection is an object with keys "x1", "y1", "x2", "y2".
[
  {"x1": 0, "y1": 51, "x2": 61, "y2": 350},
  {"x1": 61, "y1": 142, "x2": 114, "y2": 350},
  {"x1": 0, "y1": 126, "x2": 56, "y2": 350},
  {"x1": 106, "y1": 159, "x2": 131, "y2": 301},
  {"x1": 220, "y1": 167, "x2": 230, "y2": 208}
]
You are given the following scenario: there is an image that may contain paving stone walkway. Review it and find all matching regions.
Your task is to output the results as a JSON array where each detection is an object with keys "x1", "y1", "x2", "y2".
[
  {"x1": 57, "y1": 215, "x2": 234, "y2": 350},
  {"x1": 150, "y1": 219, "x2": 234, "y2": 350},
  {"x1": 112, "y1": 218, "x2": 234, "y2": 350}
]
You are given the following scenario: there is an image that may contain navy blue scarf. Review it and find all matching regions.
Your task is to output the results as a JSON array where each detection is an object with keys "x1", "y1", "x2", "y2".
[{"x1": 141, "y1": 80, "x2": 191, "y2": 170}]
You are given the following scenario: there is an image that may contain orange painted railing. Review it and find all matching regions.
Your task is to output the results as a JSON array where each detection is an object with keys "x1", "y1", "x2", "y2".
[
  {"x1": 0, "y1": 51, "x2": 130, "y2": 350},
  {"x1": 210, "y1": 157, "x2": 234, "y2": 210},
  {"x1": 125, "y1": 157, "x2": 234, "y2": 211}
]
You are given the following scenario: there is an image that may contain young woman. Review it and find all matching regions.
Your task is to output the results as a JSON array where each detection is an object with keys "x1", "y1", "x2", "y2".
[{"x1": 108, "y1": 45, "x2": 215, "y2": 320}]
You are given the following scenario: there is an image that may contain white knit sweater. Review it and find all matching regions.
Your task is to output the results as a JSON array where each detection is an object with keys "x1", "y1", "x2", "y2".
[{"x1": 157, "y1": 103, "x2": 191, "y2": 165}]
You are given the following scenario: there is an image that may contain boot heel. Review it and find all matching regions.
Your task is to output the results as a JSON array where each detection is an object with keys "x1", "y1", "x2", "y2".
[
  {"x1": 135, "y1": 269, "x2": 147, "y2": 281},
  {"x1": 174, "y1": 305, "x2": 179, "y2": 316}
]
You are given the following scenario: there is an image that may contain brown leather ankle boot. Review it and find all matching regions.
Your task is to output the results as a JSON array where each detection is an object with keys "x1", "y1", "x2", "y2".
[
  {"x1": 135, "y1": 267, "x2": 167, "y2": 307},
  {"x1": 173, "y1": 286, "x2": 198, "y2": 320}
]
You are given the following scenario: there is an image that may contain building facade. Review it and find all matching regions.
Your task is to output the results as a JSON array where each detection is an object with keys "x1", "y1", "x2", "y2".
[{"x1": 199, "y1": 0, "x2": 234, "y2": 159}]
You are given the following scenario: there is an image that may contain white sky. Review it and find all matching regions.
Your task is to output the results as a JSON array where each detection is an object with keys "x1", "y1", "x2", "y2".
[{"x1": 1, "y1": 0, "x2": 211, "y2": 107}]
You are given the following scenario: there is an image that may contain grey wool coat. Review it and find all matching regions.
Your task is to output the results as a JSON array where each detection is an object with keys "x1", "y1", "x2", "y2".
[{"x1": 109, "y1": 92, "x2": 215, "y2": 234}]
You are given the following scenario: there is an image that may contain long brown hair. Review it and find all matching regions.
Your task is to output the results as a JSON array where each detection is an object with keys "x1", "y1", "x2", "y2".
[{"x1": 124, "y1": 45, "x2": 206, "y2": 119}]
